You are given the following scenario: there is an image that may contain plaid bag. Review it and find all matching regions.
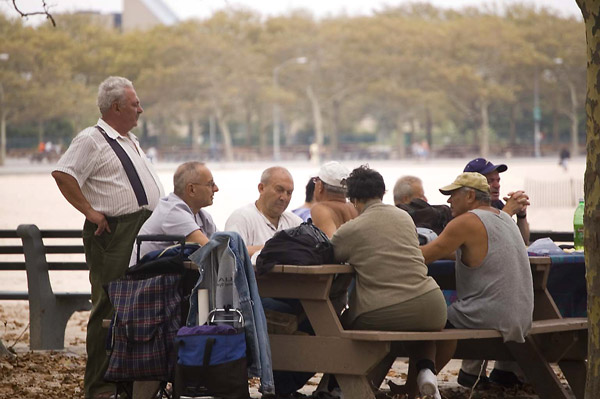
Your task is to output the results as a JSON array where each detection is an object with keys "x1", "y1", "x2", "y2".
[{"x1": 105, "y1": 272, "x2": 183, "y2": 382}]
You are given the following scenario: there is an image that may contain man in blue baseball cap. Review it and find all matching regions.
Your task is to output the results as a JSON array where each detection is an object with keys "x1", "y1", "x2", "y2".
[
  {"x1": 458, "y1": 158, "x2": 530, "y2": 390},
  {"x1": 463, "y1": 158, "x2": 529, "y2": 242}
]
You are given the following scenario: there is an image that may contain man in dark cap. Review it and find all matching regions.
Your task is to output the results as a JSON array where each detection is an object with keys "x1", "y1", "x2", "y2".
[{"x1": 463, "y1": 158, "x2": 529, "y2": 245}]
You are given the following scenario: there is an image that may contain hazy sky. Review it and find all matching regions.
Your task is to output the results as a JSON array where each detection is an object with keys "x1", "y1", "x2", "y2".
[{"x1": 0, "y1": 0, "x2": 582, "y2": 22}]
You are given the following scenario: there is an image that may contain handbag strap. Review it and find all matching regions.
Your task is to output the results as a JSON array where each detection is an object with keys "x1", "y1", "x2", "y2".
[
  {"x1": 96, "y1": 125, "x2": 148, "y2": 207},
  {"x1": 203, "y1": 337, "x2": 216, "y2": 366}
]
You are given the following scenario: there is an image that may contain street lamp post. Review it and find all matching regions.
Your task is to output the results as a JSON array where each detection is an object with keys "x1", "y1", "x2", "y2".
[{"x1": 272, "y1": 56, "x2": 307, "y2": 161}]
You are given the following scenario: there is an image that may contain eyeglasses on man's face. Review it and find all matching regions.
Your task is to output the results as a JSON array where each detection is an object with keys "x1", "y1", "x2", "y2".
[{"x1": 190, "y1": 181, "x2": 217, "y2": 189}]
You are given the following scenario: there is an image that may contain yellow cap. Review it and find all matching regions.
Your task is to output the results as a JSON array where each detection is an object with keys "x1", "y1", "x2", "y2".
[{"x1": 439, "y1": 172, "x2": 490, "y2": 195}]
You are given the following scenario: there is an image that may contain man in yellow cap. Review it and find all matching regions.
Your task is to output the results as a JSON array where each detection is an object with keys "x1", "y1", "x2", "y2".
[{"x1": 419, "y1": 172, "x2": 534, "y2": 386}]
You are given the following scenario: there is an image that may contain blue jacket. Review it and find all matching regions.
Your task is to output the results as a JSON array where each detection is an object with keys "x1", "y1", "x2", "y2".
[{"x1": 188, "y1": 231, "x2": 274, "y2": 394}]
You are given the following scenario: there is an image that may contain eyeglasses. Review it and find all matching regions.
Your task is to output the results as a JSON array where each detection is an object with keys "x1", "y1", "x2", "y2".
[{"x1": 190, "y1": 181, "x2": 217, "y2": 188}]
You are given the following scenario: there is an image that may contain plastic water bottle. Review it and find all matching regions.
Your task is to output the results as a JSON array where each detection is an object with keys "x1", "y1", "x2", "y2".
[{"x1": 573, "y1": 199, "x2": 584, "y2": 251}]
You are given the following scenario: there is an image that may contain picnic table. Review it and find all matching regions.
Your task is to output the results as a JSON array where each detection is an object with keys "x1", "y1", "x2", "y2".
[{"x1": 257, "y1": 257, "x2": 587, "y2": 399}]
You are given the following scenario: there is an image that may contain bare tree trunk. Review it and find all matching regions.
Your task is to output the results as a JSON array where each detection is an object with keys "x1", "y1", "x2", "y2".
[
  {"x1": 331, "y1": 99, "x2": 342, "y2": 158},
  {"x1": 569, "y1": 81, "x2": 579, "y2": 157},
  {"x1": 306, "y1": 86, "x2": 324, "y2": 160},
  {"x1": 189, "y1": 120, "x2": 201, "y2": 151},
  {"x1": 258, "y1": 112, "x2": 268, "y2": 157},
  {"x1": 425, "y1": 105, "x2": 433, "y2": 150},
  {"x1": 479, "y1": 98, "x2": 490, "y2": 158},
  {"x1": 552, "y1": 96, "x2": 560, "y2": 147},
  {"x1": 509, "y1": 104, "x2": 518, "y2": 146},
  {"x1": 395, "y1": 116, "x2": 406, "y2": 159},
  {"x1": 213, "y1": 106, "x2": 234, "y2": 163},
  {"x1": 578, "y1": 1, "x2": 600, "y2": 397},
  {"x1": 38, "y1": 120, "x2": 44, "y2": 146},
  {"x1": 0, "y1": 109, "x2": 6, "y2": 166}
]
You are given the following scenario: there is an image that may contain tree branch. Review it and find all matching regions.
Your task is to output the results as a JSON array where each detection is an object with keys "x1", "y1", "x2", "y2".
[{"x1": 12, "y1": 0, "x2": 56, "y2": 27}]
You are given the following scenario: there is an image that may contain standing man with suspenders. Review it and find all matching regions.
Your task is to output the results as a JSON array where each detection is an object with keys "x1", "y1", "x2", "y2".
[{"x1": 52, "y1": 76, "x2": 164, "y2": 399}]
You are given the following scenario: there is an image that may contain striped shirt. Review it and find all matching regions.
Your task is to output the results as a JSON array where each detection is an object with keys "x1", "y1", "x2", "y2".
[{"x1": 53, "y1": 118, "x2": 164, "y2": 216}]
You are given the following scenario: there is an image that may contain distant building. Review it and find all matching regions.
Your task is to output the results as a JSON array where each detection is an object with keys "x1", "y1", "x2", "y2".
[
  {"x1": 72, "y1": 11, "x2": 121, "y2": 30},
  {"x1": 122, "y1": 0, "x2": 178, "y2": 32}
]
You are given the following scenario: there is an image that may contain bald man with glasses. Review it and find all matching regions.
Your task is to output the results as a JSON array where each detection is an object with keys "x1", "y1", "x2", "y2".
[{"x1": 129, "y1": 161, "x2": 219, "y2": 265}]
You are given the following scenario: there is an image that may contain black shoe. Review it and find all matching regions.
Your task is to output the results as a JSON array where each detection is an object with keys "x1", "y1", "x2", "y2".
[
  {"x1": 489, "y1": 368, "x2": 523, "y2": 388},
  {"x1": 457, "y1": 369, "x2": 490, "y2": 390}
]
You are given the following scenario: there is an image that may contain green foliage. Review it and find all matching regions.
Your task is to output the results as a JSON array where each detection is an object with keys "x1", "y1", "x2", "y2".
[{"x1": 0, "y1": 5, "x2": 586, "y2": 156}]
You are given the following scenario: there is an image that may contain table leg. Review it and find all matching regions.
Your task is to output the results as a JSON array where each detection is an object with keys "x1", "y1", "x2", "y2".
[
  {"x1": 506, "y1": 338, "x2": 572, "y2": 399},
  {"x1": 558, "y1": 360, "x2": 586, "y2": 399}
]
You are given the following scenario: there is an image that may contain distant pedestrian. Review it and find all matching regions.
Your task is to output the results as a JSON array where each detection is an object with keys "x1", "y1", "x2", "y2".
[{"x1": 559, "y1": 147, "x2": 570, "y2": 171}]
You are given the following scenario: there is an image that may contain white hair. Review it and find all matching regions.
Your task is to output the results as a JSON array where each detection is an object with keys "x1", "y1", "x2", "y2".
[{"x1": 97, "y1": 76, "x2": 134, "y2": 114}]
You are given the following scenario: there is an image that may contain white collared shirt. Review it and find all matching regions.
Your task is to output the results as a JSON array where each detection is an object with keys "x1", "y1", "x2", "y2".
[
  {"x1": 224, "y1": 203, "x2": 303, "y2": 246},
  {"x1": 53, "y1": 118, "x2": 164, "y2": 216}
]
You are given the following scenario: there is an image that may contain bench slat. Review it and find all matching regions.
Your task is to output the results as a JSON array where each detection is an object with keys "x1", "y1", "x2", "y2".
[
  {"x1": 44, "y1": 245, "x2": 85, "y2": 254},
  {"x1": 40, "y1": 230, "x2": 83, "y2": 239},
  {"x1": 340, "y1": 318, "x2": 588, "y2": 342},
  {"x1": 48, "y1": 262, "x2": 88, "y2": 271},
  {"x1": 0, "y1": 245, "x2": 25, "y2": 254},
  {"x1": 0, "y1": 231, "x2": 19, "y2": 239},
  {"x1": 0, "y1": 292, "x2": 29, "y2": 300},
  {"x1": 0, "y1": 262, "x2": 26, "y2": 270}
]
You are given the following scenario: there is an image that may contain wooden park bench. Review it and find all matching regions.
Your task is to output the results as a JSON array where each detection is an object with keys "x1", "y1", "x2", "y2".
[
  {"x1": 258, "y1": 259, "x2": 587, "y2": 399},
  {"x1": 0, "y1": 224, "x2": 91, "y2": 350}
]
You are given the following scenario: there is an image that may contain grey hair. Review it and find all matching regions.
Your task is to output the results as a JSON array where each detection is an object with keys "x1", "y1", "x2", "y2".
[
  {"x1": 322, "y1": 181, "x2": 347, "y2": 196},
  {"x1": 97, "y1": 76, "x2": 134, "y2": 114},
  {"x1": 174, "y1": 161, "x2": 205, "y2": 197},
  {"x1": 460, "y1": 187, "x2": 491, "y2": 204},
  {"x1": 393, "y1": 176, "x2": 422, "y2": 205},
  {"x1": 260, "y1": 166, "x2": 292, "y2": 185}
]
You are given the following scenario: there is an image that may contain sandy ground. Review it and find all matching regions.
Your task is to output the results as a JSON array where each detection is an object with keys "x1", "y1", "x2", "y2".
[{"x1": 0, "y1": 301, "x2": 569, "y2": 399}]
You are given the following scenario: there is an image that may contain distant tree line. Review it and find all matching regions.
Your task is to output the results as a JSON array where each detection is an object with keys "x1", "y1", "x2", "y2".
[{"x1": 0, "y1": 4, "x2": 585, "y2": 163}]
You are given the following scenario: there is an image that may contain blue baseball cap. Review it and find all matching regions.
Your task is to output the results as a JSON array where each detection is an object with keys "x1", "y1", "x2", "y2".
[{"x1": 463, "y1": 158, "x2": 507, "y2": 175}]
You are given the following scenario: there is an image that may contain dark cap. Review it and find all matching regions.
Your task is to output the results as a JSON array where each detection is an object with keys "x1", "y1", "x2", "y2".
[{"x1": 463, "y1": 158, "x2": 507, "y2": 175}]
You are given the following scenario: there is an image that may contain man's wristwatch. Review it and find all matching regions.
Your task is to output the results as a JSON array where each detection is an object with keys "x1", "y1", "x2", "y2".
[{"x1": 516, "y1": 213, "x2": 527, "y2": 219}]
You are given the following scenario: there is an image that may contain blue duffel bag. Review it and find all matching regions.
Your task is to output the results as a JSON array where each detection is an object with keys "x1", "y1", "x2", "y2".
[{"x1": 173, "y1": 321, "x2": 249, "y2": 399}]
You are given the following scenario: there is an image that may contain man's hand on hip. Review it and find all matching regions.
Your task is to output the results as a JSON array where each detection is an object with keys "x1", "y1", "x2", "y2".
[{"x1": 86, "y1": 209, "x2": 111, "y2": 236}]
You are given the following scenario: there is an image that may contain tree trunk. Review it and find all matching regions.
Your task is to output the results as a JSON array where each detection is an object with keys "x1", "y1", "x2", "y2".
[
  {"x1": 306, "y1": 86, "x2": 324, "y2": 160},
  {"x1": 552, "y1": 95, "x2": 560, "y2": 146},
  {"x1": 578, "y1": 1, "x2": 600, "y2": 397},
  {"x1": 38, "y1": 120, "x2": 44, "y2": 146},
  {"x1": 244, "y1": 107, "x2": 252, "y2": 147},
  {"x1": 479, "y1": 98, "x2": 490, "y2": 158},
  {"x1": 0, "y1": 108, "x2": 6, "y2": 166},
  {"x1": 331, "y1": 99, "x2": 342, "y2": 158},
  {"x1": 509, "y1": 104, "x2": 518, "y2": 146},
  {"x1": 425, "y1": 105, "x2": 433, "y2": 150},
  {"x1": 569, "y1": 81, "x2": 580, "y2": 157},
  {"x1": 213, "y1": 106, "x2": 234, "y2": 163},
  {"x1": 258, "y1": 112, "x2": 268, "y2": 157},
  {"x1": 395, "y1": 116, "x2": 406, "y2": 159}
]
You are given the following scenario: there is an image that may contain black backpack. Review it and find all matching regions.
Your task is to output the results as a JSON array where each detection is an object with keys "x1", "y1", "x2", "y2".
[{"x1": 256, "y1": 220, "x2": 334, "y2": 275}]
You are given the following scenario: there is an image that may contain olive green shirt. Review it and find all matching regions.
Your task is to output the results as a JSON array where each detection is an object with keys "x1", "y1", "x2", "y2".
[{"x1": 331, "y1": 200, "x2": 439, "y2": 323}]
